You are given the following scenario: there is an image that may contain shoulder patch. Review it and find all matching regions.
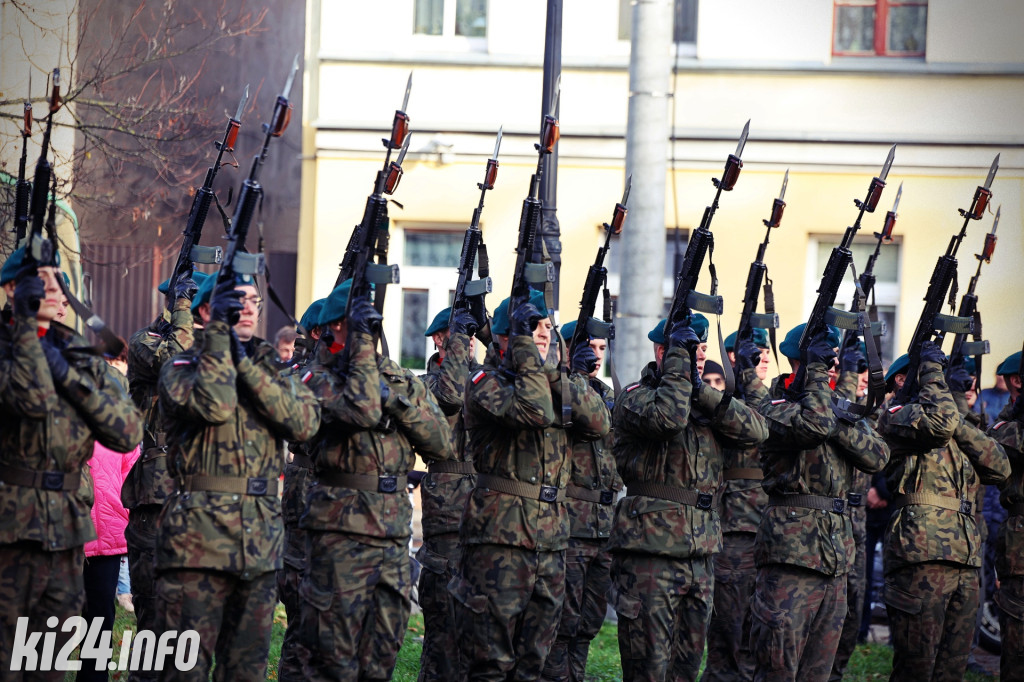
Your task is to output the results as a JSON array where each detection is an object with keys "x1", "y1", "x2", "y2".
[
  {"x1": 302, "y1": 370, "x2": 313, "y2": 384},
  {"x1": 994, "y1": 420, "x2": 1006, "y2": 430},
  {"x1": 471, "y1": 370, "x2": 487, "y2": 385},
  {"x1": 888, "y1": 404, "x2": 904, "y2": 413},
  {"x1": 147, "y1": 331, "x2": 162, "y2": 338},
  {"x1": 625, "y1": 382, "x2": 641, "y2": 393},
  {"x1": 171, "y1": 358, "x2": 193, "y2": 366},
  {"x1": 771, "y1": 398, "x2": 787, "y2": 405}
]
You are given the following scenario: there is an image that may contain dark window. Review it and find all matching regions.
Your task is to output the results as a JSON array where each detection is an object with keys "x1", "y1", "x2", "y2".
[
  {"x1": 404, "y1": 231, "x2": 462, "y2": 268},
  {"x1": 619, "y1": 0, "x2": 698, "y2": 43},
  {"x1": 401, "y1": 289, "x2": 429, "y2": 370},
  {"x1": 833, "y1": 0, "x2": 927, "y2": 57},
  {"x1": 414, "y1": 0, "x2": 486, "y2": 38}
]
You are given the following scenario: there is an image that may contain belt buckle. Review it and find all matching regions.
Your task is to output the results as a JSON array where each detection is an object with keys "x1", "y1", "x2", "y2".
[
  {"x1": 539, "y1": 486, "x2": 558, "y2": 503},
  {"x1": 847, "y1": 493, "x2": 863, "y2": 507},
  {"x1": 246, "y1": 478, "x2": 268, "y2": 496},
  {"x1": 378, "y1": 476, "x2": 398, "y2": 493},
  {"x1": 600, "y1": 490, "x2": 615, "y2": 505},
  {"x1": 832, "y1": 498, "x2": 846, "y2": 514},
  {"x1": 41, "y1": 472, "x2": 65, "y2": 491},
  {"x1": 960, "y1": 500, "x2": 973, "y2": 515},
  {"x1": 696, "y1": 492, "x2": 713, "y2": 510}
]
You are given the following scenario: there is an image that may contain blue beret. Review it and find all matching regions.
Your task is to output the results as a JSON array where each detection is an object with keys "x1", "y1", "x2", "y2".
[
  {"x1": 779, "y1": 323, "x2": 841, "y2": 360},
  {"x1": 997, "y1": 351, "x2": 1021, "y2": 376},
  {"x1": 963, "y1": 356, "x2": 977, "y2": 376},
  {"x1": 425, "y1": 307, "x2": 452, "y2": 336},
  {"x1": 725, "y1": 328, "x2": 769, "y2": 351},
  {"x1": 191, "y1": 271, "x2": 255, "y2": 313},
  {"x1": 560, "y1": 317, "x2": 609, "y2": 342},
  {"x1": 0, "y1": 247, "x2": 27, "y2": 285},
  {"x1": 885, "y1": 354, "x2": 910, "y2": 382},
  {"x1": 299, "y1": 298, "x2": 326, "y2": 332},
  {"x1": 318, "y1": 279, "x2": 353, "y2": 326},
  {"x1": 648, "y1": 319, "x2": 667, "y2": 344},
  {"x1": 649, "y1": 314, "x2": 709, "y2": 345},
  {"x1": 159, "y1": 270, "x2": 211, "y2": 296},
  {"x1": 492, "y1": 290, "x2": 550, "y2": 336}
]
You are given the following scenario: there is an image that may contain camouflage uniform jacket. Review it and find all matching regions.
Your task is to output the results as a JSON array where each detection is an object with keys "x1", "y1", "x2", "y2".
[
  {"x1": 122, "y1": 299, "x2": 196, "y2": 509},
  {"x1": 877, "y1": 357, "x2": 1009, "y2": 573},
  {"x1": 567, "y1": 378, "x2": 621, "y2": 540},
  {"x1": 744, "y1": 364, "x2": 889, "y2": 576},
  {"x1": 0, "y1": 318, "x2": 143, "y2": 550},
  {"x1": 300, "y1": 332, "x2": 452, "y2": 542},
  {"x1": 607, "y1": 346, "x2": 769, "y2": 559},
  {"x1": 988, "y1": 412, "x2": 1024, "y2": 577},
  {"x1": 157, "y1": 321, "x2": 320, "y2": 577},
  {"x1": 460, "y1": 337, "x2": 610, "y2": 552},
  {"x1": 720, "y1": 425, "x2": 769, "y2": 535},
  {"x1": 420, "y1": 333, "x2": 477, "y2": 538}
]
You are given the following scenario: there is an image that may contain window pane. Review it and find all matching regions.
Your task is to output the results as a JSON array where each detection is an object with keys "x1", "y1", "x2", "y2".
[
  {"x1": 401, "y1": 289, "x2": 429, "y2": 370},
  {"x1": 674, "y1": 0, "x2": 698, "y2": 44},
  {"x1": 404, "y1": 232, "x2": 462, "y2": 268},
  {"x1": 815, "y1": 240, "x2": 900, "y2": 283},
  {"x1": 834, "y1": 5, "x2": 875, "y2": 53},
  {"x1": 455, "y1": 0, "x2": 487, "y2": 37},
  {"x1": 618, "y1": 0, "x2": 631, "y2": 41},
  {"x1": 414, "y1": 0, "x2": 444, "y2": 35},
  {"x1": 887, "y1": 6, "x2": 927, "y2": 54}
]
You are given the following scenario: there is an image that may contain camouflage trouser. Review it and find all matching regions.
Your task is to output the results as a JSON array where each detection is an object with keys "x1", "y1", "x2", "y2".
[
  {"x1": 702, "y1": 532, "x2": 757, "y2": 682},
  {"x1": 540, "y1": 537, "x2": 612, "y2": 682},
  {"x1": 749, "y1": 564, "x2": 847, "y2": 682},
  {"x1": 829, "y1": 509, "x2": 866, "y2": 682},
  {"x1": 884, "y1": 562, "x2": 978, "y2": 682},
  {"x1": 0, "y1": 542, "x2": 85, "y2": 682},
  {"x1": 609, "y1": 552, "x2": 714, "y2": 682},
  {"x1": 416, "y1": 532, "x2": 466, "y2": 682},
  {"x1": 450, "y1": 543, "x2": 566, "y2": 682},
  {"x1": 299, "y1": 532, "x2": 412, "y2": 681},
  {"x1": 277, "y1": 524, "x2": 310, "y2": 682},
  {"x1": 126, "y1": 504, "x2": 161, "y2": 682},
  {"x1": 996, "y1": 575, "x2": 1024, "y2": 682},
  {"x1": 154, "y1": 568, "x2": 277, "y2": 682}
]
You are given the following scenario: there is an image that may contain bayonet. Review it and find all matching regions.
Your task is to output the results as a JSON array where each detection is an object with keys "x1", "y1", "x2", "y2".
[
  {"x1": 879, "y1": 144, "x2": 896, "y2": 183},
  {"x1": 23, "y1": 72, "x2": 32, "y2": 137},
  {"x1": 890, "y1": 181, "x2": 902, "y2": 213},
  {"x1": 234, "y1": 85, "x2": 250, "y2": 121},
  {"x1": 984, "y1": 154, "x2": 1000, "y2": 190},
  {"x1": 401, "y1": 71, "x2": 412, "y2": 113},
  {"x1": 621, "y1": 174, "x2": 632, "y2": 207},
  {"x1": 778, "y1": 169, "x2": 789, "y2": 202},
  {"x1": 992, "y1": 205, "x2": 1001, "y2": 235},
  {"x1": 281, "y1": 54, "x2": 299, "y2": 101},
  {"x1": 396, "y1": 134, "x2": 411, "y2": 167},
  {"x1": 491, "y1": 127, "x2": 503, "y2": 160},
  {"x1": 735, "y1": 119, "x2": 750, "y2": 159}
]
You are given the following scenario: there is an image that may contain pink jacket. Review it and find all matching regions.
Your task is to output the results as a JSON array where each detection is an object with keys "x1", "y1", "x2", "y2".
[{"x1": 84, "y1": 442, "x2": 141, "y2": 557}]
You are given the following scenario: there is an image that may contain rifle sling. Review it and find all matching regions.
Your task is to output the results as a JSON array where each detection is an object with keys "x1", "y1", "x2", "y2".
[
  {"x1": 707, "y1": 258, "x2": 734, "y2": 396},
  {"x1": 763, "y1": 276, "x2": 781, "y2": 372},
  {"x1": 56, "y1": 275, "x2": 124, "y2": 357}
]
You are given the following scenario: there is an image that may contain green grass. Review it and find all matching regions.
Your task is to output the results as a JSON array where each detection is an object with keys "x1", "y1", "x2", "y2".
[{"x1": 92, "y1": 604, "x2": 998, "y2": 681}]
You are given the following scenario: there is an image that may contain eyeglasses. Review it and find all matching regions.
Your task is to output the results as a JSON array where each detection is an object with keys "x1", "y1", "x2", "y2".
[{"x1": 241, "y1": 295, "x2": 264, "y2": 310}]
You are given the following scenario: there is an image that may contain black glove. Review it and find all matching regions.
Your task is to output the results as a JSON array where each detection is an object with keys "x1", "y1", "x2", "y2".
[
  {"x1": 13, "y1": 269, "x2": 44, "y2": 319},
  {"x1": 449, "y1": 308, "x2": 478, "y2": 338},
  {"x1": 510, "y1": 301, "x2": 543, "y2": 337},
  {"x1": 668, "y1": 323, "x2": 699, "y2": 353},
  {"x1": 467, "y1": 294, "x2": 488, "y2": 332},
  {"x1": 173, "y1": 275, "x2": 199, "y2": 303},
  {"x1": 691, "y1": 356, "x2": 703, "y2": 392},
  {"x1": 210, "y1": 278, "x2": 244, "y2": 324},
  {"x1": 348, "y1": 297, "x2": 383, "y2": 336},
  {"x1": 229, "y1": 329, "x2": 247, "y2": 364},
  {"x1": 839, "y1": 334, "x2": 864, "y2": 373},
  {"x1": 735, "y1": 339, "x2": 762, "y2": 372},
  {"x1": 946, "y1": 355, "x2": 973, "y2": 393},
  {"x1": 919, "y1": 340, "x2": 946, "y2": 368},
  {"x1": 804, "y1": 329, "x2": 838, "y2": 368},
  {"x1": 379, "y1": 380, "x2": 391, "y2": 410},
  {"x1": 39, "y1": 336, "x2": 69, "y2": 384},
  {"x1": 570, "y1": 338, "x2": 599, "y2": 375}
]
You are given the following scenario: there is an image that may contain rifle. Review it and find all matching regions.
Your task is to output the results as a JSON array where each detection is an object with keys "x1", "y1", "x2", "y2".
[
  {"x1": 447, "y1": 128, "x2": 501, "y2": 341},
  {"x1": 894, "y1": 154, "x2": 999, "y2": 404},
  {"x1": 732, "y1": 169, "x2": 786, "y2": 389},
  {"x1": 13, "y1": 76, "x2": 32, "y2": 247},
  {"x1": 789, "y1": 145, "x2": 895, "y2": 405},
  {"x1": 164, "y1": 87, "x2": 248, "y2": 309},
  {"x1": 666, "y1": 120, "x2": 749, "y2": 394},
  {"x1": 213, "y1": 58, "x2": 298, "y2": 318}
]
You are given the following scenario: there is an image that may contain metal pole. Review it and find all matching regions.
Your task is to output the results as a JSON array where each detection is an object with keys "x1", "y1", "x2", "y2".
[
  {"x1": 539, "y1": 0, "x2": 562, "y2": 308},
  {"x1": 619, "y1": 0, "x2": 673, "y2": 382}
]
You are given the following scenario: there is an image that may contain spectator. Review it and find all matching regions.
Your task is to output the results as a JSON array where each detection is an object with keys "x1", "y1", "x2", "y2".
[
  {"x1": 274, "y1": 325, "x2": 298, "y2": 364},
  {"x1": 701, "y1": 359, "x2": 726, "y2": 391},
  {"x1": 116, "y1": 557, "x2": 133, "y2": 613},
  {"x1": 976, "y1": 372, "x2": 1011, "y2": 419}
]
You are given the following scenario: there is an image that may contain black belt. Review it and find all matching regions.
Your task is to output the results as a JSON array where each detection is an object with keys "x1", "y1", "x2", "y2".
[
  {"x1": 317, "y1": 471, "x2": 408, "y2": 493},
  {"x1": 0, "y1": 466, "x2": 81, "y2": 491},
  {"x1": 627, "y1": 481, "x2": 720, "y2": 510},
  {"x1": 769, "y1": 494, "x2": 848, "y2": 514},
  {"x1": 847, "y1": 492, "x2": 864, "y2": 507},
  {"x1": 427, "y1": 461, "x2": 476, "y2": 475},
  {"x1": 723, "y1": 467, "x2": 764, "y2": 481},
  {"x1": 892, "y1": 493, "x2": 973, "y2": 515},
  {"x1": 182, "y1": 474, "x2": 279, "y2": 497},
  {"x1": 475, "y1": 474, "x2": 565, "y2": 503},
  {"x1": 565, "y1": 484, "x2": 617, "y2": 505}
]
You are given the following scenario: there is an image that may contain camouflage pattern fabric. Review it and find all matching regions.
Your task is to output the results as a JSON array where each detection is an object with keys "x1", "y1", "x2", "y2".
[
  {"x1": 829, "y1": 493, "x2": 867, "y2": 682},
  {"x1": 299, "y1": 532, "x2": 412, "y2": 681},
  {"x1": 451, "y1": 543, "x2": 565, "y2": 682},
  {"x1": 610, "y1": 553, "x2": 714, "y2": 681},
  {"x1": 996, "y1": 575, "x2": 1024, "y2": 682},
  {"x1": 277, "y1": 452, "x2": 316, "y2": 682},
  {"x1": 748, "y1": 564, "x2": 847, "y2": 682},
  {"x1": 154, "y1": 568, "x2": 277, "y2": 682},
  {"x1": 124, "y1": 506, "x2": 161, "y2": 682},
  {"x1": 416, "y1": 532, "x2": 467, "y2": 682},
  {"x1": 883, "y1": 563, "x2": 979, "y2": 682},
  {"x1": 564, "y1": 379, "x2": 621, "y2": 542},
  {"x1": 702, "y1": 532, "x2": 758, "y2": 682}
]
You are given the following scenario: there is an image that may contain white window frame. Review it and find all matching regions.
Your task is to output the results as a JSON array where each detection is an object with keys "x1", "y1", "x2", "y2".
[{"x1": 410, "y1": 0, "x2": 487, "y2": 52}]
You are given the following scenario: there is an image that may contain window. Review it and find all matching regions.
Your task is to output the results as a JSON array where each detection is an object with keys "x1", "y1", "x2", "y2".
[
  {"x1": 618, "y1": 0, "x2": 698, "y2": 43},
  {"x1": 833, "y1": 0, "x2": 927, "y2": 57},
  {"x1": 414, "y1": 0, "x2": 486, "y2": 38}
]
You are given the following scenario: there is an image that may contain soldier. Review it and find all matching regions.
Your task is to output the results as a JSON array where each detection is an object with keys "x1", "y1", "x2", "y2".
[
  {"x1": 156, "y1": 272, "x2": 320, "y2": 680},
  {"x1": 608, "y1": 315, "x2": 768, "y2": 681},
  {"x1": 987, "y1": 351, "x2": 1024, "y2": 682},
  {"x1": 541, "y1": 317, "x2": 621, "y2": 682},
  {"x1": 994, "y1": 352, "x2": 1022, "y2": 421},
  {"x1": 741, "y1": 323, "x2": 889, "y2": 682},
  {"x1": 0, "y1": 248, "x2": 143, "y2": 678},
  {"x1": 451, "y1": 290, "x2": 610, "y2": 680},
  {"x1": 878, "y1": 343, "x2": 1009, "y2": 682},
  {"x1": 703, "y1": 327, "x2": 772, "y2": 682},
  {"x1": 122, "y1": 270, "x2": 208, "y2": 681},
  {"x1": 298, "y1": 279, "x2": 452, "y2": 680},
  {"x1": 417, "y1": 305, "x2": 481, "y2": 681}
]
